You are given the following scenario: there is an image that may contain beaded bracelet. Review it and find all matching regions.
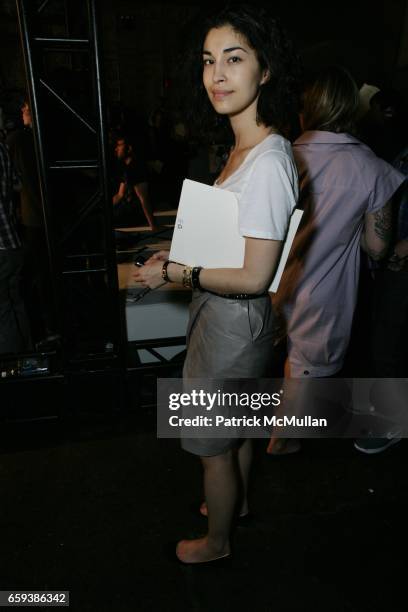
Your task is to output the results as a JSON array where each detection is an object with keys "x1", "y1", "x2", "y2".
[
  {"x1": 182, "y1": 265, "x2": 193, "y2": 288},
  {"x1": 161, "y1": 260, "x2": 173, "y2": 282},
  {"x1": 191, "y1": 266, "x2": 203, "y2": 290}
]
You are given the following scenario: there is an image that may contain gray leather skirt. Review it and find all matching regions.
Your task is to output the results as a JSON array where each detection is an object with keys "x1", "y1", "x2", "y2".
[{"x1": 182, "y1": 290, "x2": 276, "y2": 456}]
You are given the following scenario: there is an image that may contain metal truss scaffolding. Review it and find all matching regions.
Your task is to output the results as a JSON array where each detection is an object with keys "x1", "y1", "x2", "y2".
[{"x1": 15, "y1": 0, "x2": 125, "y2": 378}]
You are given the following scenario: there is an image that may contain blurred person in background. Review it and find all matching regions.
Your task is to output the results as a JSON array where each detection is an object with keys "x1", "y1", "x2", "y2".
[
  {"x1": 0, "y1": 139, "x2": 31, "y2": 354},
  {"x1": 112, "y1": 133, "x2": 157, "y2": 231},
  {"x1": 7, "y1": 99, "x2": 57, "y2": 347},
  {"x1": 269, "y1": 66, "x2": 405, "y2": 455}
]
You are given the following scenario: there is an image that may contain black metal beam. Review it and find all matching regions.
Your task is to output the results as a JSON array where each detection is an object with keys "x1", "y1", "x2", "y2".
[
  {"x1": 49, "y1": 160, "x2": 98, "y2": 169},
  {"x1": 34, "y1": 37, "x2": 90, "y2": 45},
  {"x1": 16, "y1": 0, "x2": 62, "y2": 346},
  {"x1": 15, "y1": 0, "x2": 124, "y2": 378},
  {"x1": 39, "y1": 79, "x2": 97, "y2": 133}
]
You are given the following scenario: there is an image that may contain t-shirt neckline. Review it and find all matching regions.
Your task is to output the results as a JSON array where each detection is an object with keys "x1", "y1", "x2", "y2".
[{"x1": 215, "y1": 132, "x2": 279, "y2": 187}]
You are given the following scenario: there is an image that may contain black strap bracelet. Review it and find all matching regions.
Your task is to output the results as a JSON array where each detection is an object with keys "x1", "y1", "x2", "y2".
[
  {"x1": 161, "y1": 260, "x2": 173, "y2": 282},
  {"x1": 191, "y1": 266, "x2": 203, "y2": 290}
]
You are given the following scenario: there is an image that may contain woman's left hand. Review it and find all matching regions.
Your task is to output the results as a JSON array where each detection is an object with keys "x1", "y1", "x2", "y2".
[{"x1": 132, "y1": 260, "x2": 165, "y2": 289}]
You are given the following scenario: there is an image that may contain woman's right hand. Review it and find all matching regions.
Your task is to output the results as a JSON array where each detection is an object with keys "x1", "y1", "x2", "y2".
[{"x1": 145, "y1": 250, "x2": 170, "y2": 264}]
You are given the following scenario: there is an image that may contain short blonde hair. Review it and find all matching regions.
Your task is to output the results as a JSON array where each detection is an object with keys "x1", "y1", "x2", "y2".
[{"x1": 302, "y1": 66, "x2": 359, "y2": 134}]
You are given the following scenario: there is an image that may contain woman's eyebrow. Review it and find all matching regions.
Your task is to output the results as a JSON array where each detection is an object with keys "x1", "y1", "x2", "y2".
[
  {"x1": 224, "y1": 46, "x2": 248, "y2": 54},
  {"x1": 202, "y1": 46, "x2": 248, "y2": 55}
]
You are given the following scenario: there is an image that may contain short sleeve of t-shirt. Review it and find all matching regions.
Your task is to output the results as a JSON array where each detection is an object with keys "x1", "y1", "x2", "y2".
[
  {"x1": 238, "y1": 151, "x2": 298, "y2": 240},
  {"x1": 366, "y1": 156, "x2": 405, "y2": 213}
]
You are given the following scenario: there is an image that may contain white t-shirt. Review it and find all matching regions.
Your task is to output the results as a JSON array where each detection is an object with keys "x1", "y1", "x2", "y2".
[{"x1": 215, "y1": 133, "x2": 298, "y2": 240}]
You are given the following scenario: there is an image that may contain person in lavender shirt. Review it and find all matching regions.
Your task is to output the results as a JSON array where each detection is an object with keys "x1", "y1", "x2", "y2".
[{"x1": 268, "y1": 66, "x2": 405, "y2": 455}]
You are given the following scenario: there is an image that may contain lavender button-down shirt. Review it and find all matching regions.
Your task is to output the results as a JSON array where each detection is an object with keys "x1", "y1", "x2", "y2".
[{"x1": 282, "y1": 131, "x2": 405, "y2": 377}]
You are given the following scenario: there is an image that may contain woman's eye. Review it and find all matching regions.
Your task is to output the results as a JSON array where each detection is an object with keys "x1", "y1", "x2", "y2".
[
  {"x1": 228, "y1": 56, "x2": 242, "y2": 63},
  {"x1": 203, "y1": 59, "x2": 214, "y2": 66}
]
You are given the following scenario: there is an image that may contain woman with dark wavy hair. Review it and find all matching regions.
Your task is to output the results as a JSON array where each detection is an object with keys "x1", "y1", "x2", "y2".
[
  {"x1": 134, "y1": 3, "x2": 300, "y2": 563},
  {"x1": 187, "y1": 4, "x2": 301, "y2": 139}
]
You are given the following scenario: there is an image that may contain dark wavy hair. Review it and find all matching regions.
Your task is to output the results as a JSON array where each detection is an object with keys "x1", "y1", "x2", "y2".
[
  {"x1": 301, "y1": 66, "x2": 360, "y2": 134},
  {"x1": 185, "y1": 3, "x2": 301, "y2": 138}
]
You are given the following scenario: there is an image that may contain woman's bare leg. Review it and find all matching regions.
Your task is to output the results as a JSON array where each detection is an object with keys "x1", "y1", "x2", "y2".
[
  {"x1": 200, "y1": 439, "x2": 252, "y2": 517},
  {"x1": 237, "y1": 439, "x2": 252, "y2": 515},
  {"x1": 176, "y1": 450, "x2": 237, "y2": 563}
]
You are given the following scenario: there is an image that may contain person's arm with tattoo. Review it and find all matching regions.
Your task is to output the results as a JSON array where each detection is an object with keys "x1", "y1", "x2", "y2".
[{"x1": 361, "y1": 201, "x2": 392, "y2": 260}]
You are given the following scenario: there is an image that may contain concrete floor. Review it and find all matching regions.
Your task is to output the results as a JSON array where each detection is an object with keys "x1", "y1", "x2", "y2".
[{"x1": 0, "y1": 400, "x2": 406, "y2": 612}]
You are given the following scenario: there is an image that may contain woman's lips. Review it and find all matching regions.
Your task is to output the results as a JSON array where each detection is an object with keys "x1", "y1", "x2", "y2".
[{"x1": 212, "y1": 90, "x2": 232, "y2": 101}]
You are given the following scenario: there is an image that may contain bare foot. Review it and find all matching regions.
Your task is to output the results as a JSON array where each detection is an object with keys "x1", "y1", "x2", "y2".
[
  {"x1": 199, "y1": 501, "x2": 249, "y2": 518},
  {"x1": 176, "y1": 536, "x2": 230, "y2": 564},
  {"x1": 266, "y1": 437, "x2": 301, "y2": 455}
]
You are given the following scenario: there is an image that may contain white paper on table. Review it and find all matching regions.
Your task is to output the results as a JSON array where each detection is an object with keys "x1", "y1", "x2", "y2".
[{"x1": 169, "y1": 179, "x2": 303, "y2": 293}]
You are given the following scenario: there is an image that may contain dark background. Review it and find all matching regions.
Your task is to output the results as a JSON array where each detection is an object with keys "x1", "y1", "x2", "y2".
[{"x1": 1, "y1": 0, "x2": 407, "y2": 128}]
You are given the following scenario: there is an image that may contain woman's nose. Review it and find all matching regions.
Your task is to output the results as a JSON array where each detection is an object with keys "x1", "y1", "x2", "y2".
[{"x1": 212, "y1": 61, "x2": 226, "y2": 83}]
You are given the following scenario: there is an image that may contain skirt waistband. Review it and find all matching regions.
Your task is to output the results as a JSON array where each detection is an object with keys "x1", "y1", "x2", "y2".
[{"x1": 206, "y1": 290, "x2": 268, "y2": 300}]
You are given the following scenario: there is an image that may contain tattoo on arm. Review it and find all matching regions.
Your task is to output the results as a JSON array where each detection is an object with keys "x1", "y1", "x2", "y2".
[
  {"x1": 373, "y1": 206, "x2": 392, "y2": 242},
  {"x1": 362, "y1": 204, "x2": 393, "y2": 260},
  {"x1": 365, "y1": 244, "x2": 388, "y2": 260}
]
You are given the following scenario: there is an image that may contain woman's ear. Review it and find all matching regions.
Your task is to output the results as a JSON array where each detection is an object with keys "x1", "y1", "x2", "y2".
[{"x1": 260, "y1": 70, "x2": 270, "y2": 86}]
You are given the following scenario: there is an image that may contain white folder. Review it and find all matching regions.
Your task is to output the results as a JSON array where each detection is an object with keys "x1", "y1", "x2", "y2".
[{"x1": 169, "y1": 179, "x2": 303, "y2": 293}]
